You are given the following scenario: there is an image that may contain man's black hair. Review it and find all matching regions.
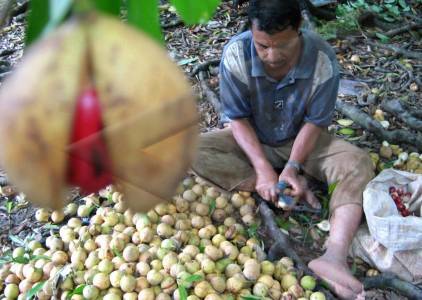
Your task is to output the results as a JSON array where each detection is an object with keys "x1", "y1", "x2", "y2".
[{"x1": 248, "y1": 0, "x2": 302, "y2": 34}]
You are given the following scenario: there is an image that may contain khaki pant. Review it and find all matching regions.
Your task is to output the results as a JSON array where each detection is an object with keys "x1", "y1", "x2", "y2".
[{"x1": 191, "y1": 128, "x2": 374, "y2": 213}]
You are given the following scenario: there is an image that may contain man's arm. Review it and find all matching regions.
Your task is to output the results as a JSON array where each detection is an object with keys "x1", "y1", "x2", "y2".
[
  {"x1": 280, "y1": 122, "x2": 322, "y2": 199},
  {"x1": 289, "y1": 122, "x2": 323, "y2": 165},
  {"x1": 231, "y1": 119, "x2": 279, "y2": 202}
]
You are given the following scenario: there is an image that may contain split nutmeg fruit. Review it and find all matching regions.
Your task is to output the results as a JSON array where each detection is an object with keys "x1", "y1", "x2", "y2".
[{"x1": 0, "y1": 13, "x2": 198, "y2": 212}]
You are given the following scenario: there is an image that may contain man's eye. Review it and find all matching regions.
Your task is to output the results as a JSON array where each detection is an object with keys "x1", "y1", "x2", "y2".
[{"x1": 259, "y1": 44, "x2": 268, "y2": 49}]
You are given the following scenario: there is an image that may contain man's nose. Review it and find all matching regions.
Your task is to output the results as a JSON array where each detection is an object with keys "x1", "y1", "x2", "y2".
[{"x1": 267, "y1": 48, "x2": 282, "y2": 62}]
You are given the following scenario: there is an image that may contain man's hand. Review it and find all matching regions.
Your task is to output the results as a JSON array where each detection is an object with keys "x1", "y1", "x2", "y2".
[
  {"x1": 255, "y1": 167, "x2": 279, "y2": 203},
  {"x1": 279, "y1": 166, "x2": 321, "y2": 209}
]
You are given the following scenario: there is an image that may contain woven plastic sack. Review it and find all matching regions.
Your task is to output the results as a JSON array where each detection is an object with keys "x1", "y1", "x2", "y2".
[{"x1": 363, "y1": 169, "x2": 422, "y2": 251}]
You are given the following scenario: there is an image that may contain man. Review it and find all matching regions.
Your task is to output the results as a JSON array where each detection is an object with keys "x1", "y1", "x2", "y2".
[{"x1": 192, "y1": 0, "x2": 373, "y2": 299}]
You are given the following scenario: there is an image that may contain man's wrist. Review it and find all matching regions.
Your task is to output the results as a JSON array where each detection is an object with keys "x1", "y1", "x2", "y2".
[{"x1": 285, "y1": 160, "x2": 303, "y2": 173}]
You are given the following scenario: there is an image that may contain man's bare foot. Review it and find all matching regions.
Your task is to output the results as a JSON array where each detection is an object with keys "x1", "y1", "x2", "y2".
[{"x1": 309, "y1": 253, "x2": 364, "y2": 299}]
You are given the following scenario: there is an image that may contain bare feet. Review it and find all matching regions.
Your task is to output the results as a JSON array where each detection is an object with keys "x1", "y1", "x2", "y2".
[{"x1": 309, "y1": 253, "x2": 364, "y2": 299}]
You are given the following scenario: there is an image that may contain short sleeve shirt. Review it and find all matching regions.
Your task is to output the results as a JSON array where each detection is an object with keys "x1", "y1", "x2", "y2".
[{"x1": 219, "y1": 29, "x2": 340, "y2": 146}]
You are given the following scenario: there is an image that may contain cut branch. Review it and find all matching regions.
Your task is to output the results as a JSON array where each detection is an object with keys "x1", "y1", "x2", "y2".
[
  {"x1": 366, "y1": 40, "x2": 422, "y2": 60},
  {"x1": 380, "y1": 99, "x2": 422, "y2": 131},
  {"x1": 384, "y1": 22, "x2": 422, "y2": 37},
  {"x1": 189, "y1": 59, "x2": 220, "y2": 77},
  {"x1": 198, "y1": 71, "x2": 222, "y2": 113},
  {"x1": 363, "y1": 273, "x2": 422, "y2": 299},
  {"x1": 336, "y1": 100, "x2": 422, "y2": 149}
]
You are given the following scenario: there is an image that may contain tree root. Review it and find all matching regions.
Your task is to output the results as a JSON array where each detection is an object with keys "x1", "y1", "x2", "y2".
[
  {"x1": 363, "y1": 273, "x2": 422, "y2": 300},
  {"x1": 257, "y1": 198, "x2": 309, "y2": 271},
  {"x1": 255, "y1": 196, "x2": 337, "y2": 299},
  {"x1": 336, "y1": 99, "x2": 422, "y2": 149},
  {"x1": 380, "y1": 99, "x2": 422, "y2": 131}
]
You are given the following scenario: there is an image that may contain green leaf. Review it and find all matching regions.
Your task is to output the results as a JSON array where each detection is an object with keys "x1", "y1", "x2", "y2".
[
  {"x1": 184, "y1": 274, "x2": 203, "y2": 283},
  {"x1": 112, "y1": 247, "x2": 123, "y2": 258},
  {"x1": 296, "y1": 213, "x2": 311, "y2": 224},
  {"x1": 86, "y1": 205, "x2": 97, "y2": 216},
  {"x1": 398, "y1": 0, "x2": 409, "y2": 9},
  {"x1": 30, "y1": 255, "x2": 51, "y2": 262},
  {"x1": 0, "y1": 256, "x2": 13, "y2": 266},
  {"x1": 199, "y1": 244, "x2": 205, "y2": 253},
  {"x1": 241, "y1": 295, "x2": 263, "y2": 300},
  {"x1": 328, "y1": 182, "x2": 337, "y2": 197},
  {"x1": 93, "y1": 0, "x2": 121, "y2": 16},
  {"x1": 42, "y1": 223, "x2": 60, "y2": 230},
  {"x1": 247, "y1": 223, "x2": 259, "y2": 239},
  {"x1": 382, "y1": 15, "x2": 395, "y2": 22},
  {"x1": 370, "y1": 5, "x2": 382, "y2": 13},
  {"x1": 25, "y1": 0, "x2": 50, "y2": 46},
  {"x1": 72, "y1": 284, "x2": 86, "y2": 295},
  {"x1": 169, "y1": 0, "x2": 221, "y2": 24},
  {"x1": 66, "y1": 284, "x2": 86, "y2": 300},
  {"x1": 336, "y1": 119, "x2": 354, "y2": 127},
  {"x1": 375, "y1": 32, "x2": 390, "y2": 43},
  {"x1": 13, "y1": 256, "x2": 30, "y2": 264},
  {"x1": 209, "y1": 198, "x2": 216, "y2": 216},
  {"x1": 275, "y1": 216, "x2": 294, "y2": 231},
  {"x1": 127, "y1": 0, "x2": 162, "y2": 43},
  {"x1": 26, "y1": 281, "x2": 46, "y2": 300},
  {"x1": 178, "y1": 285, "x2": 188, "y2": 300},
  {"x1": 337, "y1": 128, "x2": 355, "y2": 136},
  {"x1": 9, "y1": 235, "x2": 25, "y2": 247},
  {"x1": 44, "y1": 0, "x2": 74, "y2": 35},
  {"x1": 6, "y1": 200, "x2": 13, "y2": 214}
]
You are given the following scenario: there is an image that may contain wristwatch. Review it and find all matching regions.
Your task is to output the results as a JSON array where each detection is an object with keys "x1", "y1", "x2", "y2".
[{"x1": 285, "y1": 160, "x2": 303, "y2": 173}]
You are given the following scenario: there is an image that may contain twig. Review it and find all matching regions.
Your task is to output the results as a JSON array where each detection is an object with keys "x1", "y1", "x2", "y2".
[
  {"x1": 366, "y1": 40, "x2": 422, "y2": 60},
  {"x1": 380, "y1": 99, "x2": 422, "y2": 131},
  {"x1": 336, "y1": 99, "x2": 422, "y2": 149},
  {"x1": 189, "y1": 59, "x2": 220, "y2": 77},
  {"x1": 363, "y1": 273, "x2": 422, "y2": 300},
  {"x1": 384, "y1": 22, "x2": 422, "y2": 37}
]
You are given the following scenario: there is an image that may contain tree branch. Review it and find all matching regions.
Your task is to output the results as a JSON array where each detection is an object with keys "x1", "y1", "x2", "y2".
[
  {"x1": 336, "y1": 99, "x2": 422, "y2": 149},
  {"x1": 363, "y1": 273, "x2": 422, "y2": 299},
  {"x1": 380, "y1": 99, "x2": 422, "y2": 131}
]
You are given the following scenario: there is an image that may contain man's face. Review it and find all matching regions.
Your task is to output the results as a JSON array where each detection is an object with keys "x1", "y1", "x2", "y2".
[{"x1": 251, "y1": 22, "x2": 300, "y2": 71}]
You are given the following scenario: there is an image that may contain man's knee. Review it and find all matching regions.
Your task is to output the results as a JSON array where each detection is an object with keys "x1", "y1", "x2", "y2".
[{"x1": 351, "y1": 152, "x2": 375, "y2": 185}]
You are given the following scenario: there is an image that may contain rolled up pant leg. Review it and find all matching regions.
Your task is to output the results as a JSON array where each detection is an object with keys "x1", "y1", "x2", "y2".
[
  {"x1": 298, "y1": 132, "x2": 375, "y2": 213},
  {"x1": 191, "y1": 128, "x2": 255, "y2": 191}
]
